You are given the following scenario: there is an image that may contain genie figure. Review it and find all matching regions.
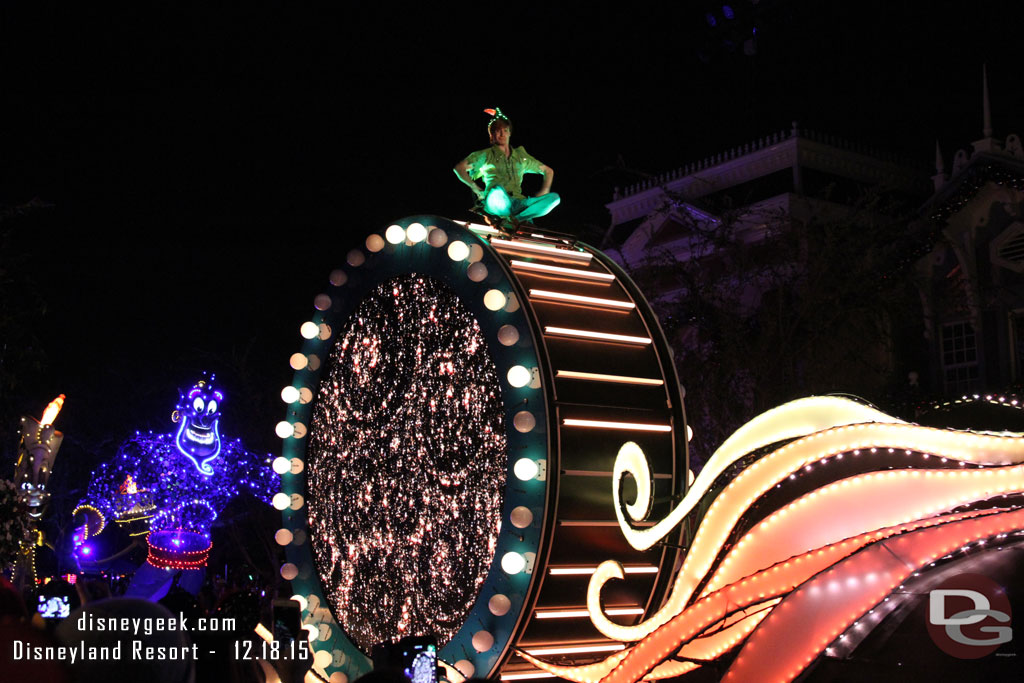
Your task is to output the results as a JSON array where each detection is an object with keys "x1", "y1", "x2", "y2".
[
  {"x1": 71, "y1": 377, "x2": 275, "y2": 598},
  {"x1": 173, "y1": 379, "x2": 224, "y2": 475}
]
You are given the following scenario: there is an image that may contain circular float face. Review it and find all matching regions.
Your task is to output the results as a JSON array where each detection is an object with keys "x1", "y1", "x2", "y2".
[
  {"x1": 307, "y1": 275, "x2": 507, "y2": 651},
  {"x1": 280, "y1": 217, "x2": 552, "y2": 680},
  {"x1": 280, "y1": 216, "x2": 687, "y2": 682}
]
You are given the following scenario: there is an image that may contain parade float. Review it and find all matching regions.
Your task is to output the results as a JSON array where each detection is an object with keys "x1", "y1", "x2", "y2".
[{"x1": 275, "y1": 218, "x2": 1023, "y2": 682}]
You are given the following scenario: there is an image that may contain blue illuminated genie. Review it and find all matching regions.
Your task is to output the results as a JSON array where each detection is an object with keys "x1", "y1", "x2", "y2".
[
  {"x1": 173, "y1": 379, "x2": 224, "y2": 474},
  {"x1": 71, "y1": 376, "x2": 275, "y2": 598}
]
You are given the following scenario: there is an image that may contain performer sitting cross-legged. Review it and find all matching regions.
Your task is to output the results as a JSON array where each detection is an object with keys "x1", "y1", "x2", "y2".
[{"x1": 454, "y1": 107, "x2": 560, "y2": 231}]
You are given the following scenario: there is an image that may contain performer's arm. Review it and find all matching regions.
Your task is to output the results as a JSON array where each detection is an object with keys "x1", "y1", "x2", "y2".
[
  {"x1": 536, "y1": 164, "x2": 554, "y2": 197},
  {"x1": 454, "y1": 159, "x2": 484, "y2": 200}
]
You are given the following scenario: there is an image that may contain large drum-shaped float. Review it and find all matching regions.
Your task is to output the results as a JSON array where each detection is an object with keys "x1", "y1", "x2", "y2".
[{"x1": 276, "y1": 217, "x2": 689, "y2": 681}]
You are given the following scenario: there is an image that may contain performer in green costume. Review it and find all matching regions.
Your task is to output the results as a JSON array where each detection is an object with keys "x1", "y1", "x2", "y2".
[{"x1": 454, "y1": 108, "x2": 559, "y2": 225}]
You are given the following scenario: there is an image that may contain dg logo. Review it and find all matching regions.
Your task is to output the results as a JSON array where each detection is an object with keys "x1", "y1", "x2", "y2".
[{"x1": 927, "y1": 572, "x2": 1012, "y2": 659}]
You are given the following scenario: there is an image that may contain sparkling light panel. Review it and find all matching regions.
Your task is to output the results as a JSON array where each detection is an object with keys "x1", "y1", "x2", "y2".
[{"x1": 307, "y1": 274, "x2": 507, "y2": 652}]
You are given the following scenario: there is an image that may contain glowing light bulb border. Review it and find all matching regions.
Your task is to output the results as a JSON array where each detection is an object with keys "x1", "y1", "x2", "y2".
[
  {"x1": 278, "y1": 216, "x2": 551, "y2": 681},
  {"x1": 146, "y1": 529, "x2": 213, "y2": 570},
  {"x1": 71, "y1": 505, "x2": 107, "y2": 539}
]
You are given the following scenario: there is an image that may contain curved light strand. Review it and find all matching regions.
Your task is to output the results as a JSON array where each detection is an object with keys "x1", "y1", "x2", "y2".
[
  {"x1": 594, "y1": 510, "x2": 1023, "y2": 683},
  {"x1": 600, "y1": 420, "x2": 1024, "y2": 644},
  {"x1": 722, "y1": 508, "x2": 1024, "y2": 683},
  {"x1": 612, "y1": 396, "x2": 908, "y2": 553}
]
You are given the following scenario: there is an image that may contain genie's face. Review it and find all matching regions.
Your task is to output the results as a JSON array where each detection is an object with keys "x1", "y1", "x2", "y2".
[{"x1": 174, "y1": 381, "x2": 223, "y2": 474}]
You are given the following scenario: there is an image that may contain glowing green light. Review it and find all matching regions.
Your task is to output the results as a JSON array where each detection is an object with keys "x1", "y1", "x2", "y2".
[{"x1": 485, "y1": 188, "x2": 512, "y2": 217}]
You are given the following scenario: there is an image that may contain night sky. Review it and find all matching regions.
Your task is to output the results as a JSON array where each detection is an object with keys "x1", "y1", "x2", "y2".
[{"x1": 4, "y1": 2, "x2": 1024, "y2": 461}]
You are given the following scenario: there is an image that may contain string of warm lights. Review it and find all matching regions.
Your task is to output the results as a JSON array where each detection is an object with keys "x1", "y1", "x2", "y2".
[
  {"x1": 588, "y1": 510, "x2": 1023, "y2": 683},
  {"x1": 146, "y1": 529, "x2": 213, "y2": 570},
  {"x1": 512, "y1": 393, "x2": 1024, "y2": 683},
  {"x1": 610, "y1": 396, "x2": 907, "y2": 553},
  {"x1": 70, "y1": 505, "x2": 106, "y2": 539},
  {"x1": 594, "y1": 418, "x2": 1024, "y2": 647},
  {"x1": 575, "y1": 510, "x2": 992, "y2": 676},
  {"x1": 721, "y1": 508, "x2": 1024, "y2": 682}
]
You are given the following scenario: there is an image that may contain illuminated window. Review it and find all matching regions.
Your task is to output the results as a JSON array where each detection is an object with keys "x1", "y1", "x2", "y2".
[{"x1": 941, "y1": 321, "x2": 979, "y2": 394}]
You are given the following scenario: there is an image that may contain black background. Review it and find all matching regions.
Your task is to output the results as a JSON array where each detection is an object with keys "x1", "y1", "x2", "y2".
[{"x1": 4, "y1": 1, "x2": 1024, "y2": 457}]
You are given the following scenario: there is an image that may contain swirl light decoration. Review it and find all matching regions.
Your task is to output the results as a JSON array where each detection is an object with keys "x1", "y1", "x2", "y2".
[
  {"x1": 519, "y1": 396, "x2": 1024, "y2": 682},
  {"x1": 279, "y1": 217, "x2": 688, "y2": 682}
]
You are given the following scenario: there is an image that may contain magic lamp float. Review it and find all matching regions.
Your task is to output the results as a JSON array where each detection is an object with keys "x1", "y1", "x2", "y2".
[{"x1": 276, "y1": 217, "x2": 1024, "y2": 683}]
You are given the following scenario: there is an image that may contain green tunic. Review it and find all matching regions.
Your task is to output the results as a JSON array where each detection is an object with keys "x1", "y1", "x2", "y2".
[{"x1": 464, "y1": 145, "x2": 544, "y2": 199}]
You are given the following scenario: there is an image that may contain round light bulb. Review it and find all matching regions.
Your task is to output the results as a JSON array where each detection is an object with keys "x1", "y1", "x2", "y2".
[
  {"x1": 507, "y1": 365, "x2": 531, "y2": 388},
  {"x1": 510, "y1": 506, "x2": 533, "y2": 529},
  {"x1": 488, "y1": 593, "x2": 511, "y2": 616},
  {"x1": 472, "y1": 630, "x2": 494, "y2": 653},
  {"x1": 514, "y1": 458, "x2": 539, "y2": 481},
  {"x1": 448, "y1": 240, "x2": 469, "y2": 261},
  {"x1": 484, "y1": 289, "x2": 506, "y2": 311},
  {"x1": 272, "y1": 457, "x2": 291, "y2": 474},
  {"x1": 281, "y1": 386, "x2": 300, "y2": 403},
  {"x1": 275, "y1": 421, "x2": 294, "y2": 438},
  {"x1": 501, "y1": 552, "x2": 526, "y2": 574},
  {"x1": 280, "y1": 563, "x2": 299, "y2": 580},
  {"x1": 314, "y1": 294, "x2": 332, "y2": 310},
  {"x1": 291, "y1": 594, "x2": 308, "y2": 611},
  {"x1": 385, "y1": 225, "x2": 406, "y2": 244},
  {"x1": 513, "y1": 411, "x2": 536, "y2": 433},
  {"x1": 300, "y1": 321, "x2": 319, "y2": 339},
  {"x1": 467, "y1": 262, "x2": 488, "y2": 282},
  {"x1": 289, "y1": 353, "x2": 308, "y2": 370},
  {"x1": 365, "y1": 234, "x2": 385, "y2": 252},
  {"x1": 428, "y1": 227, "x2": 447, "y2": 247},
  {"x1": 313, "y1": 649, "x2": 332, "y2": 669},
  {"x1": 406, "y1": 222, "x2": 427, "y2": 243},
  {"x1": 272, "y1": 493, "x2": 291, "y2": 510},
  {"x1": 497, "y1": 325, "x2": 519, "y2": 346},
  {"x1": 274, "y1": 529, "x2": 293, "y2": 545}
]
